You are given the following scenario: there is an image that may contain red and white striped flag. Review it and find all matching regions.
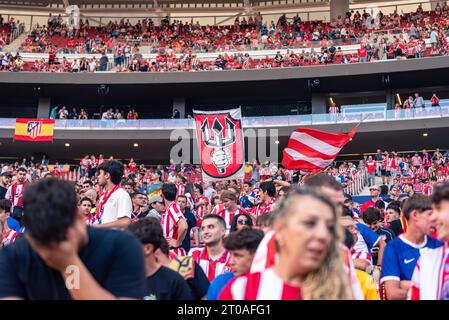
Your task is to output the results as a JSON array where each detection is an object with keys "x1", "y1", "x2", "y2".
[{"x1": 281, "y1": 126, "x2": 358, "y2": 172}]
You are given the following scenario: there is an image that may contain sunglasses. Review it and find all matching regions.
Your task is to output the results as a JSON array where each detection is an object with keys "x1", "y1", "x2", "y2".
[
  {"x1": 237, "y1": 219, "x2": 248, "y2": 225},
  {"x1": 369, "y1": 188, "x2": 380, "y2": 191}
]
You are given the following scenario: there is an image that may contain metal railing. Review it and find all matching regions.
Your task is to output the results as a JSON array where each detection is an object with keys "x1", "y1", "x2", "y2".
[{"x1": 1, "y1": 105, "x2": 449, "y2": 130}]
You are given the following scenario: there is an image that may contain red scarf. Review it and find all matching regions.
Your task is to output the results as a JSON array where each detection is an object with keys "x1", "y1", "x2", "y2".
[{"x1": 95, "y1": 185, "x2": 120, "y2": 223}]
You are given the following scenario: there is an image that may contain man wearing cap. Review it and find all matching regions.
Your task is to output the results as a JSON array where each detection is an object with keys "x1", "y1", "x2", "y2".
[
  {"x1": 0, "y1": 172, "x2": 11, "y2": 200},
  {"x1": 147, "y1": 195, "x2": 165, "y2": 220}
]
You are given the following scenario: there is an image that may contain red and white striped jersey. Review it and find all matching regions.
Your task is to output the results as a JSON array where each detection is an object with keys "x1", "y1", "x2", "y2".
[
  {"x1": 409, "y1": 244, "x2": 449, "y2": 300},
  {"x1": 249, "y1": 197, "x2": 275, "y2": 218},
  {"x1": 351, "y1": 248, "x2": 373, "y2": 264},
  {"x1": 1, "y1": 229, "x2": 19, "y2": 247},
  {"x1": 162, "y1": 201, "x2": 186, "y2": 241},
  {"x1": 170, "y1": 247, "x2": 187, "y2": 257},
  {"x1": 329, "y1": 106, "x2": 339, "y2": 114},
  {"x1": 216, "y1": 207, "x2": 248, "y2": 232},
  {"x1": 189, "y1": 247, "x2": 231, "y2": 282},
  {"x1": 6, "y1": 182, "x2": 27, "y2": 210},
  {"x1": 176, "y1": 184, "x2": 185, "y2": 196},
  {"x1": 219, "y1": 268, "x2": 302, "y2": 300},
  {"x1": 211, "y1": 204, "x2": 225, "y2": 216},
  {"x1": 194, "y1": 195, "x2": 210, "y2": 219}
]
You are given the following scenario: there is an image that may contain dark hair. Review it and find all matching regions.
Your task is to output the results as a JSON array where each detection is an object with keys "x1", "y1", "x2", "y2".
[
  {"x1": 380, "y1": 185, "x2": 389, "y2": 195},
  {"x1": 131, "y1": 192, "x2": 146, "y2": 199},
  {"x1": 402, "y1": 194, "x2": 432, "y2": 220},
  {"x1": 343, "y1": 228, "x2": 355, "y2": 250},
  {"x1": 363, "y1": 207, "x2": 382, "y2": 225},
  {"x1": 82, "y1": 180, "x2": 93, "y2": 187},
  {"x1": 23, "y1": 178, "x2": 78, "y2": 245},
  {"x1": 0, "y1": 199, "x2": 11, "y2": 213},
  {"x1": 194, "y1": 183, "x2": 203, "y2": 195},
  {"x1": 386, "y1": 202, "x2": 401, "y2": 214},
  {"x1": 159, "y1": 237, "x2": 170, "y2": 256},
  {"x1": 223, "y1": 228, "x2": 264, "y2": 253},
  {"x1": 162, "y1": 183, "x2": 177, "y2": 201},
  {"x1": 432, "y1": 183, "x2": 449, "y2": 205},
  {"x1": 304, "y1": 173, "x2": 343, "y2": 191},
  {"x1": 17, "y1": 167, "x2": 27, "y2": 173},
  {"x1": 375, "y1": 199, "x2": 385, "y2": 210},
  {"x1": 177, "y1": 194, "x2": 187, "y2": 201},
  {"x1": 243, "y1": 181, "x2": 253, "y2": 187},
  {"x1": 79, "y1": 197, "x2": 93, "y2": 206},
  {"x1": 127, "y1": 217, "x2": 164, "y2": 250},
  {"x1": 98, "y1": 160, "x2": 124, "y2": 185},
  {"x1": 202, "y1": 214, "x2": 226, "y2": 230},
  {"x1": 259, "y1": 181, "x2": 276, "y2": 197},
  {"x1": 230, "y1": 213, "x2": 254, "y2": 232},
  {"x1": 342, "y1": 205, "x2": 354, "y2": 218}
]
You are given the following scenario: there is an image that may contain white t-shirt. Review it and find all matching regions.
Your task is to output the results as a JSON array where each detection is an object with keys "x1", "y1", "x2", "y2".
[{"x1": 100, "y1": 188, "x2": 132, "y2": 224}]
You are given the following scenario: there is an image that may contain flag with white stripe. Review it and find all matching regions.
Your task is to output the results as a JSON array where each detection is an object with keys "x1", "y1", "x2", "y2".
[{"x1": 281, "y1": 126, "x2": 357, "y2": 172}]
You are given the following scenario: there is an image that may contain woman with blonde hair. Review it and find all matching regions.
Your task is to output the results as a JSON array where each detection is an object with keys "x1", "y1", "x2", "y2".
[{"x1": 219, "y1": 187, "x2": 353, "y2": 300}]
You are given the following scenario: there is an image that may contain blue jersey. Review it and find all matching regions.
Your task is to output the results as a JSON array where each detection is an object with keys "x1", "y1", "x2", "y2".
[
  {"x1": 356, "y1": 223, "x2": 381, "y2": 250},
  {"x1": 7, "y1": 217, "x2": 20, "y2": 232},
  {"x1": 381, "y1": 234, "x2": 444, "y2": 283},
  {"x1": 206, "y1": 272, "x2": 234, "y2": 300}
]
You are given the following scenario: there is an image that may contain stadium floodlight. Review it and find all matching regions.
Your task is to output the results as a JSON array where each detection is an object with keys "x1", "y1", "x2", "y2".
[{"x1": 133, "y1": 143, "x2": 139, "y2": 147}]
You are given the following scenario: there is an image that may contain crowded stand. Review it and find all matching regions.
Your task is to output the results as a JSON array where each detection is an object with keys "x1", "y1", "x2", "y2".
[
  {"x1": 2, "y1": 1, "x2": 449, "y2": 304},
  {"x1": 1, "y1": 3, "x2": 449, "y2": 72},
  {"x1": 0, "y1": 146, "x2": 448, "y2": 299}
]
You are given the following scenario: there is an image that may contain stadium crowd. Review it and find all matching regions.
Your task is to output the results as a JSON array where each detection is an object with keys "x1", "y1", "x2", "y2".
[
  {"x1": 1, "y1": 3, "x2": 448, "y2": 72},
  {"x1": 0, "y1": 145, "x2": 448, "y2": 299}
]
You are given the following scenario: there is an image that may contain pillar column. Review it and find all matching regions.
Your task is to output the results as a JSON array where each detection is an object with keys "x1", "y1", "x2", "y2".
[
  {"x1": 311, "y1": 93, "x2": 327, "y2": 114},
  {"x1": 173, "y1": 97, "x2": 186, "y2": 118},
  {"x1": 37, "y1": 97, "x2": 51, "y2": 118},
  {"x1": 330, "y1": 0, "x2": 350, "y2": 20},
  {"x1": 386, "y1": 89, "x2": 394, "y2": 110}
]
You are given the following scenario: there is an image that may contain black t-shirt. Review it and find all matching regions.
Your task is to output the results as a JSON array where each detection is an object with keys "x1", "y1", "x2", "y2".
[
  {"x1": 187, "y1": 262, "x2": 210, "y2": 300},
  {"x1": 0, "y1": 227, "x2": 146, "y2": 300},
  {"x1": 181, "y1": 208, "x2": 197, "y2": 253},
  {"x1": 144, "y1": 266, "x2": 192, "y2": 300},
  {"x1": 389, "y1": 219, "x2": 403, "y2": 238},
  {"x1": 0, "y1": 186, "x2": 7, "y2": 200}
]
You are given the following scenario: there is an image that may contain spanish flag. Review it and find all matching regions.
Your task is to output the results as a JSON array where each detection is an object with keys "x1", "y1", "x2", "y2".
[{"x1": 14, "y1": 118, "x2": 55, "y2": 142}]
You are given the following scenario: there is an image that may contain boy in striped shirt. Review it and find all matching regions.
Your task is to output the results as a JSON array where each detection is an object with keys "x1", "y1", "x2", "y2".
[{"x1": 161, "y1": 183, "x2": 188, "y2": 256}]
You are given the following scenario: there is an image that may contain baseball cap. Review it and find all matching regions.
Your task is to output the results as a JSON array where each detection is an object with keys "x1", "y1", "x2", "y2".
[
  {"x1": 0, "y1": 172, "x2": 11, "y2": 177},
  {"x1": 148, "y1": 195, "x2": 163, "y2": 204}
]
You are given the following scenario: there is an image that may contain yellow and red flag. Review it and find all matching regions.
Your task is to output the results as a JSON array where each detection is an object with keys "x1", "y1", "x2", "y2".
[{"x1": 14, "y1": 118, "x2": 55, "y2": 142}]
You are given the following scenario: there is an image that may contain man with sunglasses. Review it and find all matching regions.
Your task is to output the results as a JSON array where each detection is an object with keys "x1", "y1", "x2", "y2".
[
  {"x1": 131, "y1": 192, "x2": 150, "y2": 221},
  {"x1": 360, "y1": 185, "x2": 382, "y2": 215}
]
